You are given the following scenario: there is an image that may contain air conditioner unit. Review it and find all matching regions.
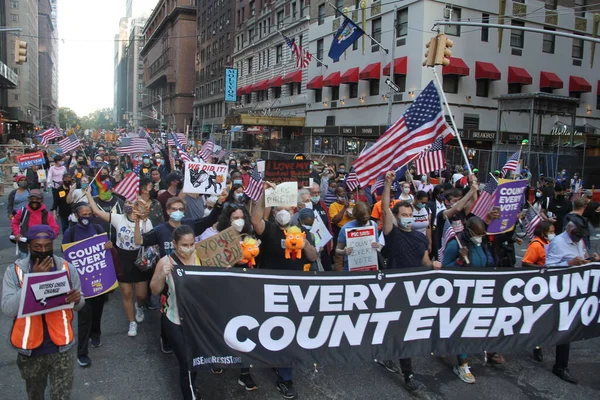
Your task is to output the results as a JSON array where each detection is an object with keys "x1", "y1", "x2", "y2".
[
  {"x1": 444, "y1": 8, "x2": 452, "y2": 19},
  {"x1": 330, "y1": 101, "x2": 337, "y2": 108},
  {"x1": 393, "y1": 94, "x2": 403, "y2": 102}
]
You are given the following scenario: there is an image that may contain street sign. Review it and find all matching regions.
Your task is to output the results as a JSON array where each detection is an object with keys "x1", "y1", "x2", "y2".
[{"x1": 385, "y1": 78, "x2": 400, "y2": 93}]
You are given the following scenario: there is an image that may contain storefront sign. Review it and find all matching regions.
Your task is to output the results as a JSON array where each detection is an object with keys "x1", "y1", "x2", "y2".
[
  {"x1": 356, "y1": 126, "x2": 380, "y2": 136},
  {"x1": 500, "y1": 132, "x2": 527, "y2": 143},
  {"x1": 340, "y1": 127, "x2": 356, "y2": 135},
  {"x1": 305, "y1": 127, "x2": 340, "y2": 136}
]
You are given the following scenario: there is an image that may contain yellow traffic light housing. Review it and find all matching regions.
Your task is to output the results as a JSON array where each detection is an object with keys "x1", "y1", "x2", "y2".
[
  {"x1": 14, "y1": 39, "x2": 27, "y2": 64},
  {"x1": 423, "y1": 37, "x2": 437, "y2": 67},
  {"x1": 434, "y1": 34, "x2": 453, "y2": 66}
]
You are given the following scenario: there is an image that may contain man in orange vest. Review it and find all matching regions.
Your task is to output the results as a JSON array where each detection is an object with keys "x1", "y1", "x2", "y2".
[{"x1": 2, "y1": 225, "x2": 84, "y2": 399}]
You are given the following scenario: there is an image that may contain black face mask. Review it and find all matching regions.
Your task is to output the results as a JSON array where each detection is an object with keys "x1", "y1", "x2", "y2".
[
  {"x1": 63, "y1": 181, "x2": 72, "y2": 187},
  {"x1": 99, "y1": 174, "x2": 108, "y2": 181},
  {"x1": 29, "y1": 201, "x2": 41, "y2": 210},
  {"x1": 78, "y1": 160, "x2": 84, "y2": 165},
  {"x1": 30, "y1": 249, "x2": 53, "y2": 265}
]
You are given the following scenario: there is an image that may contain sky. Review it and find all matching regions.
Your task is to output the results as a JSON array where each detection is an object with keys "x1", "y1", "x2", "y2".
[{"x1": 58, "y1": 0, "x2": 123, "y2": 118}]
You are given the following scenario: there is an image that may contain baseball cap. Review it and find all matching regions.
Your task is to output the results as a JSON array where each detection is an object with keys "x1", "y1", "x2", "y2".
[
  {"x1": 26, "y1": 225, "x2": 57, "y2": 241},
  {"x1": 28, "y1": 189, "x2": 44, "y2": 199}
]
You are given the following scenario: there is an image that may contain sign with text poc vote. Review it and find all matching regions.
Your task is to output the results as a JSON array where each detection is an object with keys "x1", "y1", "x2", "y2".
[
  {"x1": 184, "y1": 162, "x2": 228, "y2": 195},
  {"x1": 17, "y1": 270, "x2": 73, "y2": 318},
  {"x1": 487, "y1": 179, "x2": 528, "y2": 235}
]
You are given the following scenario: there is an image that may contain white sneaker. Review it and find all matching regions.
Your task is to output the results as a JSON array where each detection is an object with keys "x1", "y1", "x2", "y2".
[
  {"x1": 453, "y1": 363, "x2": 476, "y2": 384},
  {"x1": 135, "y1": 304, "x2": 145, "y2": 323},
  {"x1": 127, "y1": 321, "x2": 138, "y2": 337}
]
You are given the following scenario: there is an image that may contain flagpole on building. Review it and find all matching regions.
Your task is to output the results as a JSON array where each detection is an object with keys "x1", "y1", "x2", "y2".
[
  {"x1": 386, "y1": 6, "x2": 397, "y2": 127},
  {"x1": 326, "y1": 1, "x2": 388, "y2": 54}
]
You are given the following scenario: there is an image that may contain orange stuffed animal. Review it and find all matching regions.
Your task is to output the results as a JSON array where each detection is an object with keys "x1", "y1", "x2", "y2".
[
  {"x1": 240, "y1": 237, "x2": 260, "y2": 267},
  {"x1": 284, "y1": 226, "x2": 305, "y2": 260}
]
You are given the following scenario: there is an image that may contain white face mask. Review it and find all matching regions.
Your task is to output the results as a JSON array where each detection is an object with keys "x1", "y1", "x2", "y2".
[
  {"x1": 275, "y1": 210, "x2": 291, "y2": 226},
  {"x1": 403, "y1": 188, "x2": 410, "y2": 194},
  {"x1": 177, "y1": 245, "x2": 195, "y2": 256},
  {"x1": 231, "y1": 218, "x2": 245, "y2": 233},
  {"x1": 470, "y1": 236, "x2": 483, "y2": 246},
  {"x1": 547, "y1": 233, "x2": 556, "y2": 241}
]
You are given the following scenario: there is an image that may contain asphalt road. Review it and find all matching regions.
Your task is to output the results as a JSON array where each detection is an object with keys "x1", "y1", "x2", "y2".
[{"x1": 0, "y1": 190, "x2": 599, "y2": 399}]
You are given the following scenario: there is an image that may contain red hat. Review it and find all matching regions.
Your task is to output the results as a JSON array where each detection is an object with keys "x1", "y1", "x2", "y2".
[{"x1": 15, "y1": 175, "x2": 26, "y2": 182}]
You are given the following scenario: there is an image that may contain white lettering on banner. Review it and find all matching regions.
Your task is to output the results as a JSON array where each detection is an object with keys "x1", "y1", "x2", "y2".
[{"x1": 404, "y1": 279, "x2": 495, "y2": 306}]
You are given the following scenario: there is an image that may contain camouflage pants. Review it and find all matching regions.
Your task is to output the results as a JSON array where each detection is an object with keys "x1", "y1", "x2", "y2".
[{"x1": 16, "y1": 349, "x2": 74, "y2": 400}]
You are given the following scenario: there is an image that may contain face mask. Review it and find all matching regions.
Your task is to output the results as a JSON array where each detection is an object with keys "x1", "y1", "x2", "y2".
[
  {"x1": 470, "y1": 236, "x2": 483, "y2": 246},
  {"x1": 18, "y1": 181, "x2": 27, "y2": 188},
  {"x1": 99, "y1": 174, "x2": 108, "y2": 181},
  {"x1": 416, "y1": 203, "x2": 426, "y2": 209},
  {"x1": 170, "y1": 210, "x2": 185, "y2": 222},
  {"x1": 79, "y1": 216, "x2": 92, "y2": 226},
  {"x1": 81, "y1": 183, "x2": 89, "y2": 189},
  {"x1": 124, "y1": 205, "x2": 134, "y2": 215},
  {"x1": 421, "y1": 178, "x2": 427, "y2": 183},
  {"x1": 235, "y1": 193, "x2": 245, "y2": 202},
  {"x1": 233, "y1": 179, "x2": 243, "y2": 185},
  {"x1": 56, "y1": 161, "x2": 63, "y2": 167},
  {"x1": 403, "y1": 188, "x2": 411, "y2": 194},
  {"x1": 29, "y1": 201, "x2": 41, "y2": 210},
  {"x1": 302, "y1": 224, "x2": 313, "y2": 230},
  {"x1": 399, "y1": 217, "x2": 414, "y2": 228},
  {"x1": 569, "y1": 233, "x2": 582, "y2": 243},
  {"x1": 30, "y1": 249, "x2": 53, "y2": 265},
  {"x1": 547, "y1": 233, "x2": 556, "y2": 241},
  {"x1": 338, "y1": 168, "x2": 345, "y2": 173},
  {"x1": 337, "y1": 196, "x2": 346, "y2": 202},
  {"x1": 251, "y1": 162, "x2": 256, "y2": 167},
  {"x1": 63, "y1": 181, "x2": 72, "y2": 186},
  {"x1": 536, "y1": 192, "x2": 542, "y2": 198},
  {"x1": 232, "y1": 219, "x2": 245, "y2": 233},
  {"x1": 275, "y1": 210, "x2": 291, "y2": 226},
  {"x1": 78, "y1": 160, "x2": 84, "y2": 165},
  {"x1": 177, "y1": 245, "x2": 195, "y2": 256},
  {"x1": 158, "y1": 159, "x2": 164, "y2": 165},
  {"x1": 311, "y1": 196, "x2": 320, "y2": 204},
  {"x1": 143, "y1": 158, "x2": 150, "y2": 165}
]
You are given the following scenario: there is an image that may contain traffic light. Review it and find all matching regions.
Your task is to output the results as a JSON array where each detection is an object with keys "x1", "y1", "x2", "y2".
[
  {"x1": 14, "y1": 39, "x2": 27, "y2": 64},
  {"x1": 434, "y1": 34, "x2": 453, "y2": 66},
  {"x1": 423, "y1": 37, "x2": 437, "y2": 67}
]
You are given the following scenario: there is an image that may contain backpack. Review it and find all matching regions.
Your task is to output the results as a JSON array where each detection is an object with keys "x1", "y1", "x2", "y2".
[{"x1": 68, "y1": 223, "x2": 103, "y2": 244}]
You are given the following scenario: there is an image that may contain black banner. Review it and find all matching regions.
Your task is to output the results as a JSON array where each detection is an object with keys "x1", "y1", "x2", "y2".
[
  {"x1": 264, "y1": 160, "x2": 311, "y2": 187},
  {"x1": 172, "y1": 264, "x2": 600, "y2": 370}
]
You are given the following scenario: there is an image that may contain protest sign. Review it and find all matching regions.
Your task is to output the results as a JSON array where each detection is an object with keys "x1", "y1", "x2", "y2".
[
  {"x1": 62, "y1": 233, "x2": 118, "y2": 298},
  {"x1": 310, "y1": 213, "x2": 333, "y2": 250},
  {"x1": 265, "y1": 182, "x2": 298, "y2": 208},
  {"x1": 173, "y1": 263, "x2": 600, "y2": 369},
  {"x1": 346, "y1": 225, "x2": 378, "y2": 271},
  {"x1": 16, "y1": 151, "x2": 45, "y2": 169},
  {"x1": 184, "y1": 162, "x2": 228, "y2": 195},
  {"x1": 17, "y1": 270, "x2": 74, "y2": 318},
  {"x1": 487, "y1": 179, "x2": 529, "y2": 234},
  {"x1": 256, "y1": 160, "x2": 265, "y2": 173},
  {"x1": 36, "y1": 169, "x2": 46, "y2": 183},
  {"x1": 264, "y1": 160, "x2": 311, "y2": 187},
  {"x1": 195, "y1": 227, "x2": 243, "y2": 268}
]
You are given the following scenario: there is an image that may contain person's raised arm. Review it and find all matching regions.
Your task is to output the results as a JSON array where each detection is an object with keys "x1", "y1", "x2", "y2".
[
  {"x1": 251, "y1": 182, "x2": 272, "y2": 236},
  {"x1": 85, "y1": 187, "x2": 110, "y2": 222},
  {"x1": 382, "y1": 171, "x2": 396, "y2": 235},
  {"x1": 445, "y1": 181, "x2": 479, "y2": 219}
]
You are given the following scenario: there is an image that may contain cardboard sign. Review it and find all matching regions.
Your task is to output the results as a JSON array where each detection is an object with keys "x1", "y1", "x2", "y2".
[
  {"x1": 17, "y1": 151, "x2": 45, "y2": 169},
  {"x1": 62, "y1": 234, "x2": 118, "y2": 298},
  {"x1": 195, "y1": 227, "x2": 243, "y2": 268},
  {"x1": 487, "y1": 179, "x2": 529, "y2": 235},
  {"x1": 264, "y1": 160, "x2": 311, "y2": 187},
  {"x1": 184, "y1": 161, "x2": 228, "y2": 195},
  {"x1": 36, "y1": 169, "x2": 47, "y2": 183},
  {"x1": 265, "y1": 182, "x2": 298, "y2": 208},
  {"x1": 310, "y1": 213, "x2": 333, "y2": 250},
  {"x1": 346, "y1": 226, "x2": 378, "y2": 272},
  {"x1": 17, "y1": 270, "x2": 74, "y2": 318}
]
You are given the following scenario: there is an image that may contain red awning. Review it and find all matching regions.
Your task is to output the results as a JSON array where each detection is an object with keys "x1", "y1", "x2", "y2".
[
  {"x1": 383, "y1": 57, "x2": 408, "y2": 76},
  {"x1": 442, "y1": 57, "x2": 470, "y2": 76},
  {"x1": 267, "y1": 76, "x2": 282, "y2": 88},
  {"x1": 540, "y1": 71, "x2": 563, "y2": 89},
  {"x1": 323, "y1": 71, "x2": 341, "y2": 87},
  {"x1": 307, "y1": 75, "x2": 324, "y2": 90},
  {"x1": 282, "y1": 70, "x2": 302, "y2": 84},
  {"x1": 475, "y1": 61, "x2": 501, "y2": 80},
  {"x1": 359, "y1": 62, "x2": 381, "y2": 80},
  {"x1": 236, "y1": 87, "x2": 245, "y2": 96},
  {"x1": 569, "y1": 76, "x2": 592, "y2": 93},
  {"x1": 340, "y1": 67, "x2": 359, "y2": 84},
  {"x1": 507, "y1": 66, "x2": 532, "y2": 85},
  {"x1": 252, "y1": 79, "x2": 269, "y2": 92}
]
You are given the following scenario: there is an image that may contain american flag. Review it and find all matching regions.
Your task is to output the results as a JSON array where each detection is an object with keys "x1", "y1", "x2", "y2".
[
  {"x1": 58, "y1": 134, "x2": 81, "y2": 153},
  {"x1": 283, "y1": 34, "x2": 312, "y2": 69},
  {"x1": 214, "y1": 149, "x2": 228, "y2": 161},
  {"x1": 113, "y1": 172, "x2": 140, "y2": 202},
  {"x1": 117, "y1": 137, "x2": 151, "y2": 154},
  {"x1": 167, "y1": 133, "x2": 186, "y2": 146},
  {"x1": 354, "y1": 81, "x2": 453, "y2": 187},
  {"x1": 437, "y1": 219, "x2": 465, "y2": 262},
  {"x1": 370, "y1": 175, "x2": 385, "y2": 194},
  {"x1": 501, "y1": 151, "x2": 521, "y2": 178},
  {"x1": 169, "y1": 133, "x2": 191, "y2": 162},
  {"x1": 38, "y1": 128, "x2": 61, "y2": 146},
  {"x1": 199, "y1": 140, "x2": 214, "y2": 162},
  {"x1": 244, "y1": 168, "x2": 263, "y2": 201},
  {"x1": 138, "y1": 127, "x2": 149, "y2": 138},
  {"x1": 524, "y1": 207, "x2": 542, "y2": 239},
  {"x1": 345, "y1": 172, "x2": 360, "y2": 191},
  {"x1": 471, "y1": 179, "x2": 499, "y2": 219},
  {"x1": 415, "y1": 136, "x2": 445, "y2": 175}
]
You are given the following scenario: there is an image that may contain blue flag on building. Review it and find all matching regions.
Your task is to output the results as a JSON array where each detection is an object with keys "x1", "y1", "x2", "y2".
[{"x1": 328, "y1": 17, "x2": 364, "y2": 62}]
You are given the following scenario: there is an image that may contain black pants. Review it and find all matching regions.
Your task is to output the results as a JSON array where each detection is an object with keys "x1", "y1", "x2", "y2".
[
  {"x1": 399, "y1": 358, "x2": 413, "y2": 375},
  {"x1": 77, "y1": 294, "x2": 106, "y2": 357},
  {"x1": 163, "y1": 315, "x2": 197, "y2": 400},
  {"x1": 554, "y1": 343, "x2": 570, "y2": 370},
  {"x1": 59, "y1": 214, "x2": 70, "y2": 234}
]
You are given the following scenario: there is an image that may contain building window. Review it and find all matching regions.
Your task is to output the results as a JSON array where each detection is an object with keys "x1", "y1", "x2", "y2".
[
  {"x1": 289, "y1": 83, "x2": 294, "y2": 96},
  {"x1": 540, "y1": 87, "x2": 553, "y2": 94},
  {"x1": 481, "y1": 13, "x2": 489, "y2": 42},
  {"x1": 314, "y1": 89, "x2": 322, "y2": 103},
  {"x1": 300, "y1": 0, "x2": 305, "y2": 18},
  {"x1": 596, "y1": 95, "x2": 600, "y2": 110},
  {"x1": 396, "y1": 8, "x2": 408, "y2": 38},
  {"x1": 277, "y1": 11, "x2": 284, "y2": 28},
  {"x1": 543, "y1": 27, "x2": 555, "y2": 53},
  {"x1": 245, "y1": 93, "x2": 251, "y2": 103},
  {"x1": 276, "y1": 45, "x2": 283, "y2": 64},
  {"x1": 249, "y1": 0, "x2": 255, "y2": 16},
  {"x1": 10, "y1": 1, "x2": 18, "y2": 8},
  {"x1": 508, "y1": 83, "x2": 522, "y2": 94},
  {"x1": 575, "y1": 0, "x2": 587, "y2": 18},
  {"x1": 274, "y1": 87, "x2": 281, "y2": 99},
  {"x1": 326, "y1": 116, "x2": 336, "y2": 126},
  {"x1": 349, "y1": 83, "x2": 358, "y2": 98},
  {"x1": 317, "y1": 39, "x2": 324, "y2": 66},
  {"x1": 445, "y1": 7, "x2": 461, "y2": 36},
  {"x1": 476, "y1": 80, "x2": 490, "y2": 97},
  {"x1": 292, "y1": 2, "x2": 297, "y2": 20},
  {"x1": 369, "y1": 79, "x2": 379, "y2": 96},
  {"x1": 247, "y1": 57, "x2": 253, "y2": 74},
  {"x1": 545, "y1": 0, "x2": 557, "y2": 10},
  {"x1": 318, "y1": 4, "x2": 325, "y2": 25},
  {"x1": 249, "y1": 29, "x2": 254, "y2": 44},
  {"x1": 11, "y1": 14, "x2": 18, "y2": 22},
  {"x1": 331, "y1": 86, "x2": 339, "y2": 101},
  {"x1": 393, "y1": 75, "x2": 406, "y2": 92},
  {"x1": 13, "y1": 94, "x2": 19, "y2": 101},
  {"x1": 295, "y1": 82, "x2": 302, "y2": 95},
  {"x1": 443, "y1": 75, "x2": 459, "y2": 94},
  {"x1": 335, "y1": 0, "x2": 343, "y2": 17},
  {"x1": 371, "y1": 18, "x2": 381, "y2": 52},
  {"x1": 510, "y1": 20, "x2": 525, "y2": 48},
  {"x1": 573, "y1": 35, "x2": 584, "y2": 59},
  {"x1": 569, "y1": 91, "x2": 581, "y2": 99}
]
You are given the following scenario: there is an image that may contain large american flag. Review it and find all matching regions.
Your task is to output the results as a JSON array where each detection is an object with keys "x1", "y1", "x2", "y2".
[
  {"x1": 524, "y1": 206, "x2": 542, "y2": 239},
  {"x1": 113, "y1": 172, "x2": 140, "y2": 202},
  {"x1": 354, "y1": 81, "x2": 453, "y2": 187},
  {"x1": 167, "y1": 133, "x2": 186, "y2": 146},
  {"x1": 283, "y1": 34, "x2": 312, "y2": 69},
  {"x1": 117, "y1": 137, "x2": 151, "y2": 154},
  {"x1": 244, "y1": 168, "x2": 263, "y2": 201},
  {"x1": 199, "y1": 140, "x2": 214, "y2": 162},
  {"x1": 471, "y1": 179, "x2": 499, "y2": 219},
  {"x1": 169, "y1": 133, "x2": 191, "y2": 162},
  {"x1": 58, "y1": 134, "x2": 81, "y2": 153},
  {"x1": 415, "y1": 136, "x2": 445, "y2": 175},
  {"x1": 345, "y1": 172, "x2": 360, "y2": 191},
  {"x1": 501, "y1": 151, "x2": 521, "y2": 178},
  {"x1": 39, "y1": 128, "x2": 61, "y2": 146}
]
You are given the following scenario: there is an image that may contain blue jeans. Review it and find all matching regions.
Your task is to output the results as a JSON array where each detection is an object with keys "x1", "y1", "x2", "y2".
[{"x1": 277, "y1": 367, "x2": 293, "y2": 381}]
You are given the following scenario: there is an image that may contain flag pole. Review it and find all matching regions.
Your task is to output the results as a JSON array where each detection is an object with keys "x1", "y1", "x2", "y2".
[
  {"x1": 430, "y1": 68, "x2": 472, "y2": 175},
  {"x1": 276, "y1": 30, "x2": 328, "y2": 68},
  {"x1": 326, "y1": 1, "x2": 388, "y2": 54}
]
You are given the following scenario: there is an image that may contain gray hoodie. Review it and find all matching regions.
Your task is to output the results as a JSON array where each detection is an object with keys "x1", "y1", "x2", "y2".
[{"x1": 2, "y1": 254, "x2": 85, "y2": 356}]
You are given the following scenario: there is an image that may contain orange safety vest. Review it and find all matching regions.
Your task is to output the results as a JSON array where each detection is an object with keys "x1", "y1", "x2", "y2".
[{"x1": 10, "y1": 262, "x2": 74, "y2": 350}]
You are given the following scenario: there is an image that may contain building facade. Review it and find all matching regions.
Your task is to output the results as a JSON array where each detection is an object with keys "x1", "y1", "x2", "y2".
[
  {"x1": 0, "y1": 0, "x2": 19, "y2": 142},
  {"x1": 140, "y1": 0, "x2": 196, "y2": 132},
  {"x1": 125, "y1": 16, "x2": 147, "y2": 128},
  {"x1": 38, "y1": 0, "x2": 58, "y2": 127},
  {"x1": 114, "y1": 17, "x2": 130, "y2": 127}
]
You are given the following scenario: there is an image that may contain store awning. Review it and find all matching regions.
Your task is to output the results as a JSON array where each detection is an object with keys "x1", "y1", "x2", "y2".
[
  {"x1": 540, "y1": 71, "x2": 563, "y2": 89},
  {"x1": 323, "y1": 71, "x2": 341, "y2": 87},
  {"x1": 569, "y1": 76, "x2": 592, "y2": 93},
  {"x1": 442, "y1": 57, "x2": 469, "y2": 76},
  {"x1": 507, "y1": 66, "x2": 532, "y2": 85},
  {"x1": 475, "y1": 61, "x2": 501, "y2": 80},
  {"x1": 383, "y1": 56, "x2": 408, "y2": 76},
  {"x1": 340, "y1": 67, "x2": 359, "y2": 84},
  {"x1": 267, "y1": 76, "x2": 282, "y2": 88},
  {"x1": 252, "y1": 79, "x2": 270, "y2": 92},
  {"x1": 359, "y1": 62, "x2": 381, "y2": 80},
  {"x1": 236, "y1": 87, "x2": 245, "y2": 96},
  {"x1": 282, "y1": 70, "x2": 302, "y2": 84},
  {"x1": 307, "y1": 75, "x2": 324, "y2": 90}
]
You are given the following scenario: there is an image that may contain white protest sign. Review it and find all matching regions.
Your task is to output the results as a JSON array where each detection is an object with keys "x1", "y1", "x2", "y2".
[
  {"x1": 30, "y1": 274, "x2": 71, "y2": 304},
  {"x1": 310, "y1": 212, "x2": 333, "y2": 249},
  {"x1": 346, "y1": 226, "x2": 378, "y2": 271},
  {"x1": 257, "y1": 160, "x2": 265, "y2": 173},
  {"x1": 184, "y1": 161, "x2": 228, "y2": 195},
  {"x1": 265, "y1": 182, "x2": 298, "y2": 208}
]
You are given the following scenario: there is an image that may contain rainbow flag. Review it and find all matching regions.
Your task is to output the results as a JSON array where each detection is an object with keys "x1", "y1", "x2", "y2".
[{"x1": 91, "y1": 176, "x2": 112, "y2": 197}]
